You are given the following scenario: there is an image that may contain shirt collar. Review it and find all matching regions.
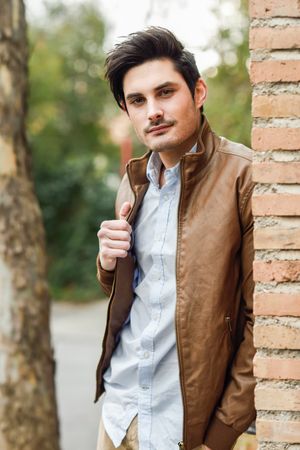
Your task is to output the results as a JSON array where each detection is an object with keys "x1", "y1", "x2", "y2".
[{"x1": 146, "y1": 143, "x2": 197, "y2": 188}]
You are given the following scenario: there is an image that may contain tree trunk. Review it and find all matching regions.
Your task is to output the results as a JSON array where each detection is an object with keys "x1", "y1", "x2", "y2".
[{"x1": 0, "y1": 1, "x2": 60, "y2": 449}]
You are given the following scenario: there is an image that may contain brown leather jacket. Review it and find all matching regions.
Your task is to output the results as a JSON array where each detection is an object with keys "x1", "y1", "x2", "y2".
[{"x1": 95, "y1": 115, "x2": 256, "y2": 450}]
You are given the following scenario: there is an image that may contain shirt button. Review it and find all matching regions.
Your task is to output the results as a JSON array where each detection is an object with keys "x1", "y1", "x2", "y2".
[
  {"x1": 151, "y1": 271, "x2": 160, "y2": 281},
  {"x1": 141, "y1": 385, "x2": 149, "y2": 390},
  {"x1": 143, "y1": 351, "x2": 150, "y2": 359}
]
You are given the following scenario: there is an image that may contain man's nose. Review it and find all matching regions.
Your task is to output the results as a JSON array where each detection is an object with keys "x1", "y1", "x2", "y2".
[{"x1": 147, "y1": 100, "x2": 163, "y2": 122}]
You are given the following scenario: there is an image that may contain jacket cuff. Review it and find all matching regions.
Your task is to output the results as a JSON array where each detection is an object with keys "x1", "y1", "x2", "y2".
[
  {"x1": 96, "y1": 254, "x2": 115, "y2": 292},
  {"x1": 203, "y1": 416, "x2": 240, "y2": 450}
]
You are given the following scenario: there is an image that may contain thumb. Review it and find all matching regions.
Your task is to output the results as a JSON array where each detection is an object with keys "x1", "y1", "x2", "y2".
[{"x1": 119, "y1": 201, "x2": 132, "y2": 220}]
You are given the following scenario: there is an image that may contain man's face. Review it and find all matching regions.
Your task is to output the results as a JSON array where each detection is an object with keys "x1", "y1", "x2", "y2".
[{"x1": 123, "y1": 58, "x2": 207, "y2": 154}]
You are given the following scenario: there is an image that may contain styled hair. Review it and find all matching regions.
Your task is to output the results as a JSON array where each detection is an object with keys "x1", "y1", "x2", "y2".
[{"x1": 105, "y1": 26, "x2": 203, "y2": 112}]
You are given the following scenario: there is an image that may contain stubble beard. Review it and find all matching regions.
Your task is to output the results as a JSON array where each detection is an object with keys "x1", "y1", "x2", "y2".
[{"x1": 147, "y1": 130, "x2": 196, "y2": 154}]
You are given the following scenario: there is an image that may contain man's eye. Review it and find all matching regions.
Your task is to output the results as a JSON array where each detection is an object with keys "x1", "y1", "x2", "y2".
[
  {"x1": 160, "y1": 89, "x2": 173, "y2": 97},
  {"x1": 132, "y1": 97, "x2": 144, "y2": 105}
]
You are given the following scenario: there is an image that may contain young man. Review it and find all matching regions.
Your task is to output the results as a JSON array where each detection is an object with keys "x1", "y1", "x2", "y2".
[{"x1": 95, "y1": 27, "x2": 255, "y2": 450}]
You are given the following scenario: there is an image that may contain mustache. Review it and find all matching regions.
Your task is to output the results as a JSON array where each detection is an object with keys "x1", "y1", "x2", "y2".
[{"x1": 144, "y1": 119, "x2": 176, "y2": 134}]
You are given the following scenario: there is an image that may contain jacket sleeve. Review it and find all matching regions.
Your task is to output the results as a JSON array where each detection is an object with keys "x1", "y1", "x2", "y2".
[
  {"x1": 204, "y1": 184, "x2": 256, "y2": 450},
  {"x1": 96, "y1": 254, "x2": 115, "y2": 297}
]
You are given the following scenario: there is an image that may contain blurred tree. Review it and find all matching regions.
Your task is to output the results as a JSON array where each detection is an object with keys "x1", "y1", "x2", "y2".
[
  {"x1": 27, "y1": 2, "x2": 119, "y2": 300},
  {"x1": 0, "y1": 1, "x2": 60, "y2": 448},
  {"x1": 205, "y1": 0, "x2": 251, "y2": 147}
]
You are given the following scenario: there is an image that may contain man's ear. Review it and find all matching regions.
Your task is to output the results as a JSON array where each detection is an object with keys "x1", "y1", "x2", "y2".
[{"x1": 194, "y1": 78, "x2": 207, "y2": 110}]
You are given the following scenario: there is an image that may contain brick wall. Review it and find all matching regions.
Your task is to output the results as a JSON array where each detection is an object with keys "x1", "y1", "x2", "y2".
[{"x1": 249, "y1": 0, "x2": 300, "y2": 448}]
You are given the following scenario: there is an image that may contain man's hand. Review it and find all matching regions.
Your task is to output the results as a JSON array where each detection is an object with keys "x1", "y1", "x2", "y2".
[
  {"x1": 97, "y1": 202, "x2": 132, "y2": 271},
  {"x1": 202, "y1": 446, "x2": 212, "y2": 450}
]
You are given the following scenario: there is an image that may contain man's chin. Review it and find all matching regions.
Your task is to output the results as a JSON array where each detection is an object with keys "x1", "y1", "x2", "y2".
[{"x1": 147, "y1": 139, "x2": 177, "y2": 153}]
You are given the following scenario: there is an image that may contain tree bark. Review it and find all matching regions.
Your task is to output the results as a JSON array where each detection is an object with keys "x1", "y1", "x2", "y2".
[{"x1": 0, "y1": 1, "x2": 60, "y2": 449}]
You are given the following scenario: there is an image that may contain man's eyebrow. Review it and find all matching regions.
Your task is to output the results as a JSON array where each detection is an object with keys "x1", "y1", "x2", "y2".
[
  {"x1": 126, "y1": 82, "x2": 179, "y2": 101},
  {"x1": 154, "y1": 81, "x2": 178, "y2": 91},
  {"x1": 126, "y1": 92, "x2": 142, "y2": 101}
]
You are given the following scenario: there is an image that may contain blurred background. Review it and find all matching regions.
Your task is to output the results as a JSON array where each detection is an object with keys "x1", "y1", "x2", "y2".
[
  {"x1": 23, "y1": 0, "x2": 255, "y2": 449},
  {"x1": 25, "y1": 0, "x2": 251, "y2": 302}
]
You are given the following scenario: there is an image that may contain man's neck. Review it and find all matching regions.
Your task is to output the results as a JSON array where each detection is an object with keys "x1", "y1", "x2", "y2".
[
  {"x1": 157, "y1": 121, "x2": 201, "y2": 169},
  {"x1": 159, "y1": 143, "x2": 196, "y2": 169},
  {"x1": 158, "y1": 139, "x2": 197, "y2": 188}
]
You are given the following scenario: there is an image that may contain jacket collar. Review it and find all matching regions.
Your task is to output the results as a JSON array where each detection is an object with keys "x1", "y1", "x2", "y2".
[{"x1": 126, "y1": 114, "x2": 220, "y2": 192}]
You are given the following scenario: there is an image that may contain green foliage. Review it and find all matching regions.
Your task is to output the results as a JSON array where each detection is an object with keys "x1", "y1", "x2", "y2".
[
  {"x1": 27, "y1": 0, "x2": 251, "y2": 301},
  {"x1": 27, "y1": 2, "x2": 119, "y2": 301},
  {"x1": 204, "y1": 0, "x2": 251, "y2": 147}
]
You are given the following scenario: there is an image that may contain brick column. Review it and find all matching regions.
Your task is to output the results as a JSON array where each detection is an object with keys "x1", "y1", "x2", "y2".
[{"x1": 249, "y1": 1, "x2": 300, "y2": 448}]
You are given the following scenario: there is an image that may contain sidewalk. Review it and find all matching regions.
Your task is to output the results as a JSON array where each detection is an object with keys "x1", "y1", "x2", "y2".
[{"x1": 50, "y1": 300, "x2": 108, "y2": 450}]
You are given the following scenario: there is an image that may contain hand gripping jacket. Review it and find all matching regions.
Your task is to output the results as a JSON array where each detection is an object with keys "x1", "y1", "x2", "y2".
[{"x1": 95, "y1": 115, "x2": 256, "y2": 450}]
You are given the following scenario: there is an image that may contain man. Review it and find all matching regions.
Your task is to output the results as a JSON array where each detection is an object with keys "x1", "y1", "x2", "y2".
[{"x1": 95, "y1": 27, "x2": 256, "y2": 450}]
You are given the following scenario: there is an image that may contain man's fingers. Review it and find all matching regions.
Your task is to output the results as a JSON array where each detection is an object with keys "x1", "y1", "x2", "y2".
[
  {"x1": 100, "y1": 247, "x2": 128, "y2": 259},
  {"x1": 98, "y1": 202, "x2": 132, "y2": 269},
  {"x1": 98, "y1": 228, "x2": 131, "y2": 241},
  {"x1": 102, "y1": 239, "x2": 131, "y2": 251},
  {"x1": 119, "y1": 201, "x2": 132, "y2": 220},
  {"x1": 100, "y1": 219, "x2": 132, "y2": 233}
]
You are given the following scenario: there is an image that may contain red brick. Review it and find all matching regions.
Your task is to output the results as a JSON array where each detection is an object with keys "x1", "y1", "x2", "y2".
[
  {"x1": 254, "y1": 227, "x2": 300, "y2": 249},
  {"x1": 253, "y1": 260, "x2": 300, "y2": 282},
  {"x1": 256, "y1": 419, "x2": 300, "y2": 443},
  {"x1": 255, "y1": 386, "x2": 300, "y2": 410},
  {"x1": 250, "y1": 27, "x2": 300, "y2": 50},
  {"x1": 254, "y1": 323, "x2": 300, "y2": 349},
  {"x1": 252, "y1": 127, "x2": 300, "y2": 151},
  {"x1": 254, "y1": 292, "x2": 300, "y2": 316},
  {"x1": 249, "y1": 0, "x2": 300, "y2": 18},
  {"x1": 254, "y1": 355, "x2": 300, "y2": 379},
  {"x1": 250, "y1": 61, "x2": 300, "y2": 84},
  {"x1": 252, "y1": 194, "x2": 300, "y2": 216},
  {"x1": 252, "y1": 94, "x2": 300, "y2": 118},
  {"x1": 252, "y1": 162, "x2": 300, "y2": 183}
]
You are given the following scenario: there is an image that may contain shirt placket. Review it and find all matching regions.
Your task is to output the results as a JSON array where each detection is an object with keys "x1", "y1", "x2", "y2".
[{"x1": 138, "y1": 171, "x2": 177, "y2": 450}]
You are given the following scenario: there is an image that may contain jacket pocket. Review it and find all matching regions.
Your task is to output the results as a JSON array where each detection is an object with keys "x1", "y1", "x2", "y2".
[{"x1": 225, "y1": 315, "x2": 233, "y2": 350}]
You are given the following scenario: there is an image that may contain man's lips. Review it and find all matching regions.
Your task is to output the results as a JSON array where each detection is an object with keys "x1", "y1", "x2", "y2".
[{"x1": 146, "y1": 123, "x2": 174, "y2": 134}]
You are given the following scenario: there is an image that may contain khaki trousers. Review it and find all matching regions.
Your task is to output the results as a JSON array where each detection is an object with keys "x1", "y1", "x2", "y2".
[
  {"x1": 96, "y1": 415, "x2": 202, "y2": 450},
  {"x1": 96, "y1": 415, "x2": 138, "y2": 450}
]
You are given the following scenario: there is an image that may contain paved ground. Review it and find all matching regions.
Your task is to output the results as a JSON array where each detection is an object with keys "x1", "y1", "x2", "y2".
[{"x1": 50, "y1": 300, "x2": 108, "y2": 450}]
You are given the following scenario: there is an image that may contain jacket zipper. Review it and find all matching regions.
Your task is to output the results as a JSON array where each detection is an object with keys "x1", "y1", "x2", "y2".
[
  {"x1": 125, "y1": 163, "x2": 138, "y2": 223},
  {"x1": 95, "y1": 163, "x2": 137, "y2": 401},
  {"x1": 175, "y1": 160, "x2": 187, "y2": 449}
]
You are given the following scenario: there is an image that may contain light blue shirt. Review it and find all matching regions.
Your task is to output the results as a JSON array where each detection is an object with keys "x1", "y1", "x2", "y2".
[{"x1": 102, "y1": 144, "x2": 197, "y2": 450}]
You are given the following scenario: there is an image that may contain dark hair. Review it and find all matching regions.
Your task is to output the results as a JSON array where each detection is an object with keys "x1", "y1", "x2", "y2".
[{"x1": 105, "y1": 26, "x2": 203, "y2": 112}]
